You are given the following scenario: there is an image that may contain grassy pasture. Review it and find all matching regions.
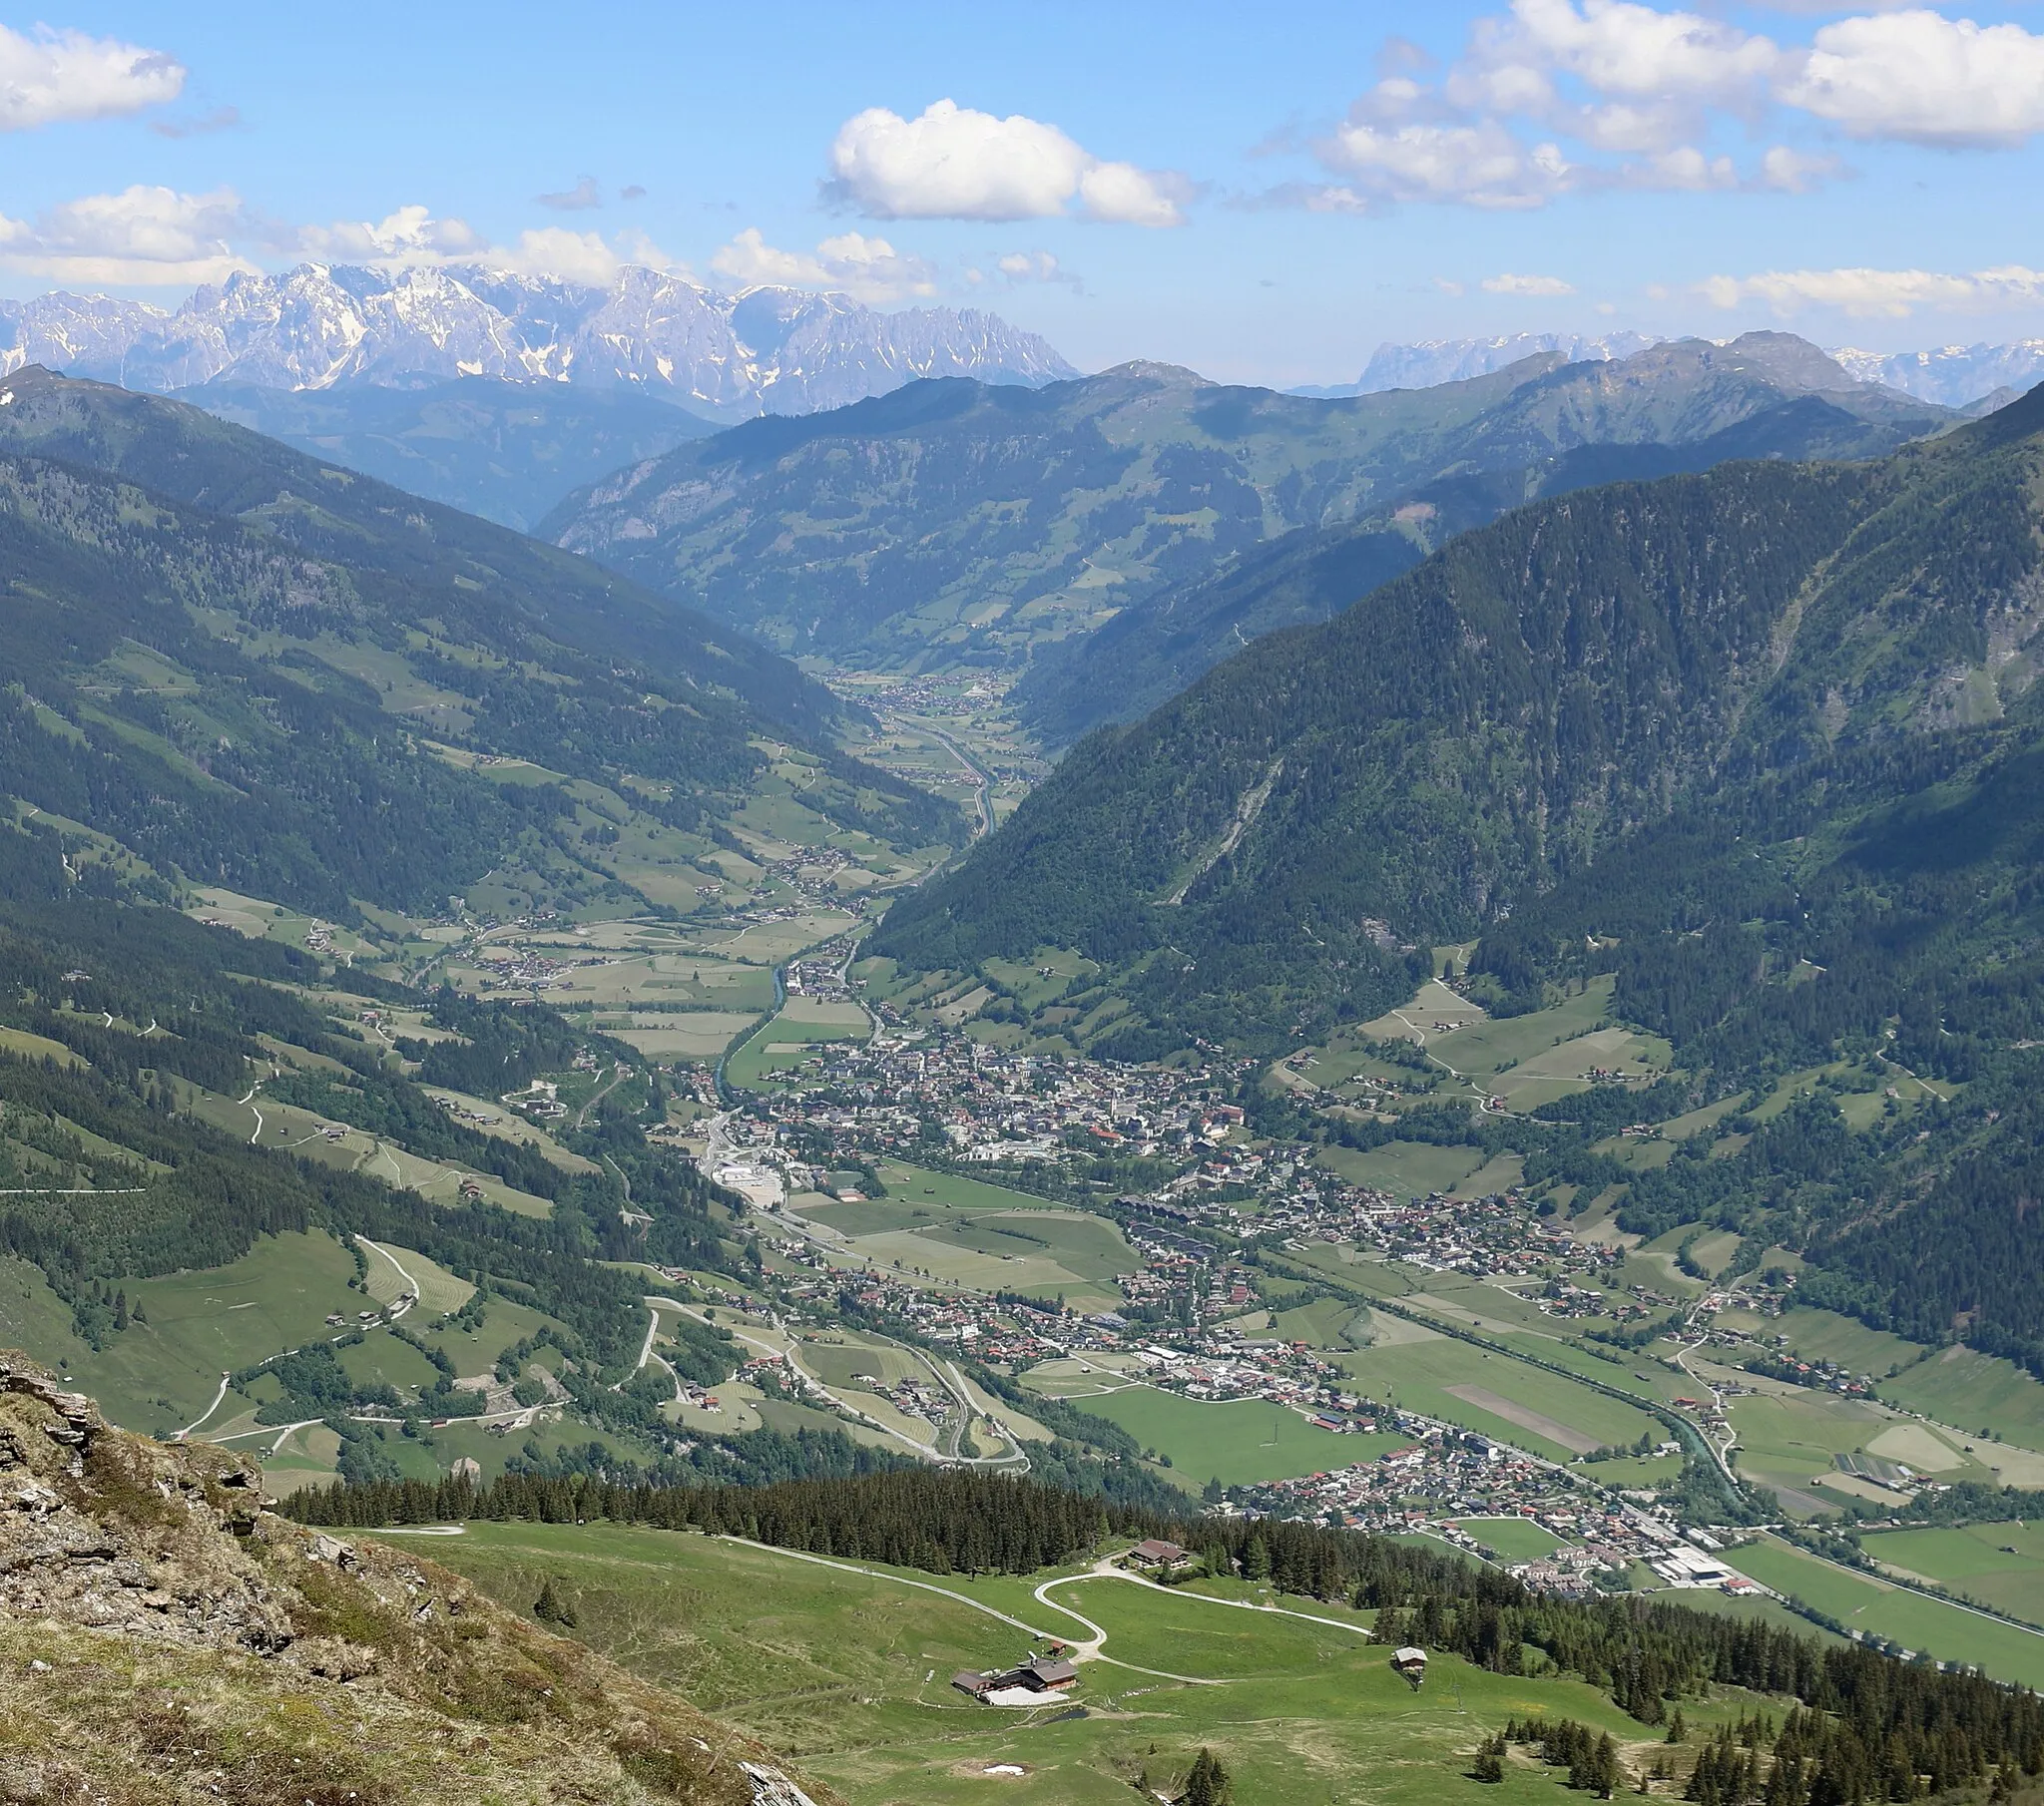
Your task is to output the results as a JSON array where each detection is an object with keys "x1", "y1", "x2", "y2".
[
  {"x1": 0, "y1": 1027, "x2": 86, "y2": 1066},
  {"x1": 417, "y1": 1520, "x2": 1674, "y2": 1806},
  {"x1": 0, "y1": 1231, "x2": 361, "y2": 1435},
  {"x1": 1862, "y1": 1524, "x2": 2044, "y2": 1628},
  {"x1": 1315, "y1": 1139, "x2": 1485, "y2": 1198},
  {"x1": 726, "y1": 998, "x2": 868, "y2": 1088},
  {"x1": 1729, "y1": 1537, "x2": 2044, "y2": 1688},
  {"x1": 847, "y1": 1225, "x2": 1123, "y2": 1313},
  {"x1": 1883, "y1": 1345, "x2": 2044, "y2": 1455},
  {"x1": 604, "y1": 1011, "x2": 762, "y2": 1062},
  {"x1": 1447, "y1": 1518, "x2": 1565, "y2": 1563},
  {"x1": 874, "y1": 1161, "x2": 1066, "y2": 1212},
  {"x1": 1046, "y1": 1383, "x2": 1405, "y2": 1486},
  {"x1": 1768, "y1": 1307, "x2": 1928, "y2": 1380}
]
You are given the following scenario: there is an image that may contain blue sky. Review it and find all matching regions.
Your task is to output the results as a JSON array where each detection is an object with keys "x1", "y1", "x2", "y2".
[{"x1": 6, "y1": 0, "x2": 2044, "y2": 385}]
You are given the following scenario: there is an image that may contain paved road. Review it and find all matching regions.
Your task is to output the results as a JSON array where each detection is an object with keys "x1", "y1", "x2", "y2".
[
  {"x1": 176, "y1": 1371, "x2": 232, "y2": 1442},
  {"x1": 925, "y1": 724, "x2": 994, "y2": 838},
  {"x1": 357, "y1": 1240, "x2": 422, "y2": 1320}
]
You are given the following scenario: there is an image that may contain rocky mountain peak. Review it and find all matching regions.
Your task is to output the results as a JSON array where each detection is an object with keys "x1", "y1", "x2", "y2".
[{"x1": 0, "y1": 264, "x2": 1077, "y2": 421}]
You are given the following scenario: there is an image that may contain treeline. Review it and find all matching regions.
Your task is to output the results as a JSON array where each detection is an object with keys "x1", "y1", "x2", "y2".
[
  {"x1": 288, "y1": 1465, "x2": 1111, "y2": 1576},
  {"x1": 283, "y1": 1463, "x2": 2044, "y2": 1796}
]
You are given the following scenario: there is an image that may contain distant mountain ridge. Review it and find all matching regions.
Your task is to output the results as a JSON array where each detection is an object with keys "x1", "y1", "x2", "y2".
[
  {"x1": 0, "y1": 262, "x2": 1076, "y2": 420},
  {"x1": 547, "y1": 330, "x2": 1952, "y2": 673},
  {"x1": 1293, "y1": 331, "x2": 1664, "y2": 397},
  {"x1": 1326, "y1": 330, "x2": 2044, "y2": 411},
  {"x1": 184, "y1": 376, "x2": 719, "y2": 531}
]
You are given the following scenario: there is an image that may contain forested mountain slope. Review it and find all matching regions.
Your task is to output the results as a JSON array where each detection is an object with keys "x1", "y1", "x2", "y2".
[
  {"x1": 545, "y1": 333, "x2": 1950, "y2": 669},
  {"x1": 876, "y1": 381, "x2": 2044, "y2": 1376},
  {"x1": 0, "y1": 365, "x2": 955, "y2": 924},
  {"x1": 1016, "y1": 384, "x2": 1919, "y2": 744},
  {"x1": 876, "y1": 383, "x2": 2044, "y2": 1060},
  {"x1": 185, "y1": 374, "x2": 719, "y2": 531}
]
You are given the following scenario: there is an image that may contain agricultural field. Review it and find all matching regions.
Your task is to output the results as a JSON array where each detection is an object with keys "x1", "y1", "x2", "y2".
[
  {"x1": 1315, "y1": 1139, "x2": 1486, "y2": 1199},
  {"x1": 415, "y1": 1519, "x2": 1692, "y2": 1806},
  {"x1": 1861, "y1": 1523, "x2": 2044, "y2": 1629},
  {"x1": 725, "y1": 997, "x2": 871, "y2": 1089},
  {"x1": 1882, "y1": 1345, "x2": 2044, "y2": 1455},
  {"x1": 1733, "y1": 1307, "x2": 1925, "y2": 1381},
  {"x1": 1718, "y1": 1374, "x2": 2044, "y2": 1516},
  {"x1": 1444, "y1": 1519, "x2": 1565, "y2": 1564},
  {"x1": 1728, "y1": 1537, "x2": 2044, "y2": 1690},
  {"x1": 843, "y1": 1212, "x2": 1135, "y2": 1314},
  {"x1": 802, "y1": 1168, "x2": 1139, "y2": 1313},
  {"x1": 1336, "y1": 1332, "x2": 1662, "y2": 1462},
  {"x1": 1725, "y1": 1387, "x2": 1950, "y2": 1517},
  {"x1": 1040, "y1": 1382, "x2": 1406, "y2": 1487}
]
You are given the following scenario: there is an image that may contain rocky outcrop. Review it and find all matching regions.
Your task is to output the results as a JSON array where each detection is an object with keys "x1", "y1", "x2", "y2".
[
  {"x1": 0, "y1": 1358, "x2": 286, "y2": 1650},
  {"x1": 0, "y1": 1352, "x2": 831, "y2": 1806}
]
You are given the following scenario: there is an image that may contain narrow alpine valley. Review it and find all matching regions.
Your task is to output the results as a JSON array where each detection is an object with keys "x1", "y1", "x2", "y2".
[{"x1": 10, "y1": 12, "x2": 2044, "y2": 1802}]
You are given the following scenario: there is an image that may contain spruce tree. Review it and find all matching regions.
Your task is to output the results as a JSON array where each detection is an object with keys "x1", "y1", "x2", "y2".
[
  {"x1": 533, "y1": 1577, "x2": 576, "y2": 1627},
  {"x1": 1179, "y1": 1749, "x2": 1233, "y2": 1806}
]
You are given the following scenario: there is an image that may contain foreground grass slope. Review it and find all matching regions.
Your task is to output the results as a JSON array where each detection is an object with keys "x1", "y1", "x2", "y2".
[{"x1": 419, "y1": 1518, "x2": 1679, "y2": 1806}]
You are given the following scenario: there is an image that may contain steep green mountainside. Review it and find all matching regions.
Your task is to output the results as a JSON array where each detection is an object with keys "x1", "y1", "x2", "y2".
[
  {"x1": 875, "y1": 381, "x2": 2044, "y2": 1375},
  {"x1": 876, "y1": 385, "x2": 2044, "y2": 1055},
  {"x1": 0, "y1": 365, "x2": 957, "y2": 925},
  {"x1": 1017, "y1": 387, "x2": 1909, "y2": 744},
  {"x1": 544, "y1": 333, "x2": 1951, "y2": 669},
  {"x1": 0, "y1": 363, "x2": 833, "y2": 737},
  {"x1": 184, "y1": 374, "x2": 718, "y2": 532},
  {"x1": 0, "y1": 368, "x2": 962, "y2": 1460}
]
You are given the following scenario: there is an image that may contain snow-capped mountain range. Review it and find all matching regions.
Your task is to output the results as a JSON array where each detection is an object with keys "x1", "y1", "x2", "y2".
[
  {"x1": 1825, "y1": 341, "x2": 2044, "y2": 410},
  {"x1": 1324, "y1": 331, "x2": 2044, "y2": 409},
  {"x1": 0, "y1": 263, "x2": 1078, "y2": 419}
]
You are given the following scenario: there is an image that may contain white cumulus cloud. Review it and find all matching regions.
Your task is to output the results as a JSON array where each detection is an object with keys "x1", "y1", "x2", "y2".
[
  {"x1": 712, "y1": 227, "x2": 937, "y2": 303},
  {"x1": 0, "y1": 185, "x2": 254, "y2": 284},
  {"x1": 1315, "y1": 113, "x2": 1571, "y2": 209},
  {"x1": 0, "y1": 23, "x2": 185, "y2": 132},
  {"x1": 1778, "y1": 10, "x2": 2044, "y2": 148},
  {"x1": 1501, "y1": 0, "x2": 1783, "y2": 108},
  {"x1": 300, "y1": 205, "x2": 485, "y2": 264},
  {"x1": 828, "y1": 98, "x2": 1187, "y2": 226},
  {"x1": 1700, "y1": 262, "x2": 2044, "y2": 317},
  {"x1": 1482, "y1": 271, "x2": 1577, "y2": 294},
  {"x1": 1279, "y1": 0, "x2": 2044, "y2": 218}
]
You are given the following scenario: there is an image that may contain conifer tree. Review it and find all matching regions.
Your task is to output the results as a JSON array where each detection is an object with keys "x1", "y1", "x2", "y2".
[
  {"x1": 1179, "y1": 1748, "x2": 1233, "y2": 1806},
  {"x1": 533, "y1": 1577, "x2": 576, "y2": 1626}
]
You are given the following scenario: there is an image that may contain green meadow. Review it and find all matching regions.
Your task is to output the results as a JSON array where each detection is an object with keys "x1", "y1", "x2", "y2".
[
  {"x1": 1728, "y1": 1537, "x2": 2044, "y2": 1688},
  {"x1": 411, "y1": 1519, "x2": 1716, "y2": 1806},
  {"x1": 1861, "y1": 1522, "x2": 2044, "y2": 1630},
  {"x1": 1044, "y1": 1383, "x2": 1404, "y2": 1487}
]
